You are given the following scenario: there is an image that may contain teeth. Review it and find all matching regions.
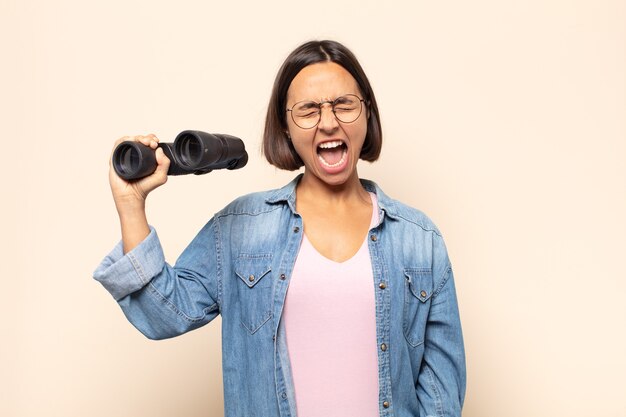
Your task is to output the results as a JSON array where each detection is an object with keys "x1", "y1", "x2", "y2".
[
  {"x1": 318, "y1": 151, "x2": 346, "y2": 168},
  {"x1": 318, "y1": 140, "x2": 343, "y2": 149}
]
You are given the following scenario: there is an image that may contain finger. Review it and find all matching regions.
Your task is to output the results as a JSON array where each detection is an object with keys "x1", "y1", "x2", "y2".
[
  {"x1": 145, "y1": 148, "x2": 169, "y2": 186},
  {"x1": 146, "y1": 133, "x2": 160, "y2": 142},
  {"x1": 143, "y1": 134, "x2": 159, "y2": 149},
  {"x1": 133, "y1": 135, "x2": 153, "y2": 148},
  {"x1": 155, "y1": 147, "x2": 171, "y2": 171},
  {"x1": 115, "y1": 136, "x2": 131, "y2": 146}
]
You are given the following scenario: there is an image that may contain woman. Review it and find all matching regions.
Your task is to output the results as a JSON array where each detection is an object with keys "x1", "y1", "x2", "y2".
[{"x1": 95, "y1": 40, "x2": 466, "y2": 417}]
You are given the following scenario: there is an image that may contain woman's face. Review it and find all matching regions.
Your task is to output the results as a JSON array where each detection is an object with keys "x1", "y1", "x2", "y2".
[{"x1": 285, "y1": 62, "x2": 368, "y2": 188}]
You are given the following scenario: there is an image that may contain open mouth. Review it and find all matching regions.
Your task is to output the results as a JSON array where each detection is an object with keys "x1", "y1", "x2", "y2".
[{"x1": 317, "y1": 140, "x2": 347, "y2": 168}]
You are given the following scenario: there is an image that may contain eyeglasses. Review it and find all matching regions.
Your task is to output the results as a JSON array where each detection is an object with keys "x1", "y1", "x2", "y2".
[{"x1": 286, "y1": 94, "x2": 365, "y2": 129}]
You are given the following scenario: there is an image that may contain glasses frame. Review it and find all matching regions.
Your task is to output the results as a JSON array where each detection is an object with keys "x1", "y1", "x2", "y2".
[{"x1": 286, "y1": 94, "x2": 365, "y2": 130}]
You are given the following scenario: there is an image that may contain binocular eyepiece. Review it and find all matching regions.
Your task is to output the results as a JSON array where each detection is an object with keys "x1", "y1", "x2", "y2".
[{"x1": 112, "y1": 130, "x2": 248, "y2": 181}]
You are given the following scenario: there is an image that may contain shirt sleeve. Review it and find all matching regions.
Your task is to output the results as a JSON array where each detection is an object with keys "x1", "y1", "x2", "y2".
[
  {"x1": 93, "y1": 226, "x2": 166, "y2": 301},
  {"x1": 416, "y1": 234, "x2": 466, "y2": 416},
  {"x1": 93, "y1": 222, "x2": 221, "y2": 340}
]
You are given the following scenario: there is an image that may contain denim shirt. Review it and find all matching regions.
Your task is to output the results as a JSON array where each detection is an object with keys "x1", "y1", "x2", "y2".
[{"x1": 94, "y1": 175, "x2": 466, "y2": 417}]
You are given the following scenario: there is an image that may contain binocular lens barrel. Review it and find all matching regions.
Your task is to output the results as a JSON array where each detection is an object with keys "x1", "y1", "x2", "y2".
[
  {"x1": 176, "y1": 133, "x2": 203, "y2": 167},
  {"x1": 112, "y1": 142, "x2": 157, "y2": 180},
  {"x1": 112, "y1": 130, "x2": 247, "y2": 181}
]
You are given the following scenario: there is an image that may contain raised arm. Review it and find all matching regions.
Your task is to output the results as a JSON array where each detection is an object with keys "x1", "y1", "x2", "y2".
[
  {"x1": 94, "y1": 134, "x2": 220, "y2": 339},
  {"x1": 108, "y1": 134, "x2": 170, "y2": 254}
]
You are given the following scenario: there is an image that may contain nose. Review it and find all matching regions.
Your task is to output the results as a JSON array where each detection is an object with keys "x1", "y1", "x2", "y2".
[{"x1": 317, "y1": 103, "x2": 339, "y2": 132}]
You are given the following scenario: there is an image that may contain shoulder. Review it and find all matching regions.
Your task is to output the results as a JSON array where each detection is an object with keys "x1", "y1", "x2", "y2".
[
  {"x1": 214, "y1": 189, "x2": 283, "y2": 218},
  {"x1": 363, "y1": 178, "x2": 442, "y2": 237},
  {"x1": 386, "y1": 198, "x2": 443, "y2": 237},
  {"x1": 366, "y1": 179, "x2": 454, "y2": 294},
  {"x1": 205, "y1": 181, "x2": 296, "y2": 255},
  {"x1": 214, "y1": 174, "x2": 300, "y2": 218}
]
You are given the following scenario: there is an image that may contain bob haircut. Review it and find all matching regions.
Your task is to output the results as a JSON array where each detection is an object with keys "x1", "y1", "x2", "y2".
[{"x1": 263, "y1": 40, "x2": 383, "y2": 171}]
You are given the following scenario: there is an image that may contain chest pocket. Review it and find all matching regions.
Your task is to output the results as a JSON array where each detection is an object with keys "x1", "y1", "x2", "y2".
[
  {"x1": 403, "y1": 268, "x2": 434, "y2": 347},
  {"x1": 235, "y1": 254, "x2": 273, "y2": 334}
]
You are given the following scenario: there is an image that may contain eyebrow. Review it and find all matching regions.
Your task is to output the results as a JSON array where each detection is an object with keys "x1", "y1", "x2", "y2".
[
  {"x1": 296, "y1": 101, "x2": 319, "y2": 109},
  {"x1": 289, "y1": 93, "x2": 359, "y2": 108},
  {"x1": 333, "y1": 96, "x2": 352, "y2": 104}
]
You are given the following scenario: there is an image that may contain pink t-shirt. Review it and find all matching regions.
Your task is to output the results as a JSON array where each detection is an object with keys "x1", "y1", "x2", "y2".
[{"x1": 283, "y1": 193, "x2": 380, "y2": 417}]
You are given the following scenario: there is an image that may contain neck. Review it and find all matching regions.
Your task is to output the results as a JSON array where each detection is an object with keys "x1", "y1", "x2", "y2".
[{"x1": 296, "y1": 169, "x2": 370, "y2": 206}]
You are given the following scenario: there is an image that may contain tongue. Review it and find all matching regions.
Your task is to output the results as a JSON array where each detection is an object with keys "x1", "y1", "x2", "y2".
[{"x1": 318, "y1": 147, "x2": 343, "y2": 165}]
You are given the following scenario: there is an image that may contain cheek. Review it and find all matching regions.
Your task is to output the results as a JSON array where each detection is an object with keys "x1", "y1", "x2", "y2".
[
  {"x1": 290, "y1": 135, "x2": 315, "y2": 158},
  {"x1": 348, "y1": 121, "x2": 368, "y2": 147},
  {"x1": 292, "y1": 141, "x2": 306, "y2": 157}
]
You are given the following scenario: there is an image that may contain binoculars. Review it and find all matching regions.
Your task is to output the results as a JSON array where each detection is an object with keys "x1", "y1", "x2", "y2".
[{"x1": 112, "y1": 130, "x2": 248, "y2": 181}]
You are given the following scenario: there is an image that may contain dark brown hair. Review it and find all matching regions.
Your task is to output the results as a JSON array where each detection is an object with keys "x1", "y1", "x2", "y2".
[{"x1": 263, "y1": 40, "x2": 383, "y2": 170}]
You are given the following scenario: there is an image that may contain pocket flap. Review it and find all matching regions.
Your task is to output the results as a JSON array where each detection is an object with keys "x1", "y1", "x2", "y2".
[
  {"x1": 235, "y1": 254, "x2": 272, "y2": 288},
  {"x1": 404, "y1": 268, "x2": 434, "y2": 302}
]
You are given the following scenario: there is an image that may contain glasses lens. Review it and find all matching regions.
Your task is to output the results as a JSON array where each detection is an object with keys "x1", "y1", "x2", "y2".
[
  {"x1": 292, "y1": 101, "x2": 320, "y2": 129},
  {"x1": 289, "y1": 95, "x2": 364, "y2": 129},
  {"x1": 333, "y1": 95, "x2": 363, "y2": 124}
]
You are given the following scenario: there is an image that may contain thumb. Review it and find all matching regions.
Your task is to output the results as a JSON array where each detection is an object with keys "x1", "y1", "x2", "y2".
[{"x1": 154, "y1": 147, "x2": 171, "y2": 176}]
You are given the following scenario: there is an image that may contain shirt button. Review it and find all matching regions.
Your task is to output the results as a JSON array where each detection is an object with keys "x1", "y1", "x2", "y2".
[
  {"x1": 383, "y1": 401, "x2": 390, "y2": 408},
  {"x1": 280, "y1": 273, "x2": 286, "y2": 280},
  {"x1": 281, "y1": 392, "x2": 287, "y2": 399},
  {"x1": 379, "y1": 282, "x2": 387, "y2": 289},
  {"x1": 370, "y1": 234, "x2": 377, "y2": 242},
  {"x1": 293, "y1": 226, "x2": 300, "y2": 233},
  {"x1": 420, "y1": 290, "x2": 427, "y2": 298},
  {"x1": 248, "y1": 274, "x2": 255, "y2": 282},
  {"x1": 380, "y1": 343, "x2": 387, "y2": 351}
]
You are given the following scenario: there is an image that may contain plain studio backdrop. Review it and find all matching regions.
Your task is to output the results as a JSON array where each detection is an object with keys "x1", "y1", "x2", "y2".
[{"x1": 1, "y1": 1, "x2": 624, "y2": 416}]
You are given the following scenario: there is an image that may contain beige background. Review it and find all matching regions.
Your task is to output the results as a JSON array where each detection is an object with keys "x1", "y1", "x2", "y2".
[{"x1": 2, "y1": 1, "x2": 625, "y2": 416}]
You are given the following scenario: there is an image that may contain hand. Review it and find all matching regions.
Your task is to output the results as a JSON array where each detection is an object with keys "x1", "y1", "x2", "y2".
[{"x1": 109, "y1": 134, "x2": 171, "y2": 213}]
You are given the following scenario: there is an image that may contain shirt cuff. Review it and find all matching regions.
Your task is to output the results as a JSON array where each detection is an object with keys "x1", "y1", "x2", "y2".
[{"x1": 93, "y1": 226, "x2": 165, "y2": 300}]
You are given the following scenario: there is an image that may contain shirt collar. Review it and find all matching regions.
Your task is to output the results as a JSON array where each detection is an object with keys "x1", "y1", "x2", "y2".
[{"x1": 265, "y1": 174, "x2": 400, "y2": 221}]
